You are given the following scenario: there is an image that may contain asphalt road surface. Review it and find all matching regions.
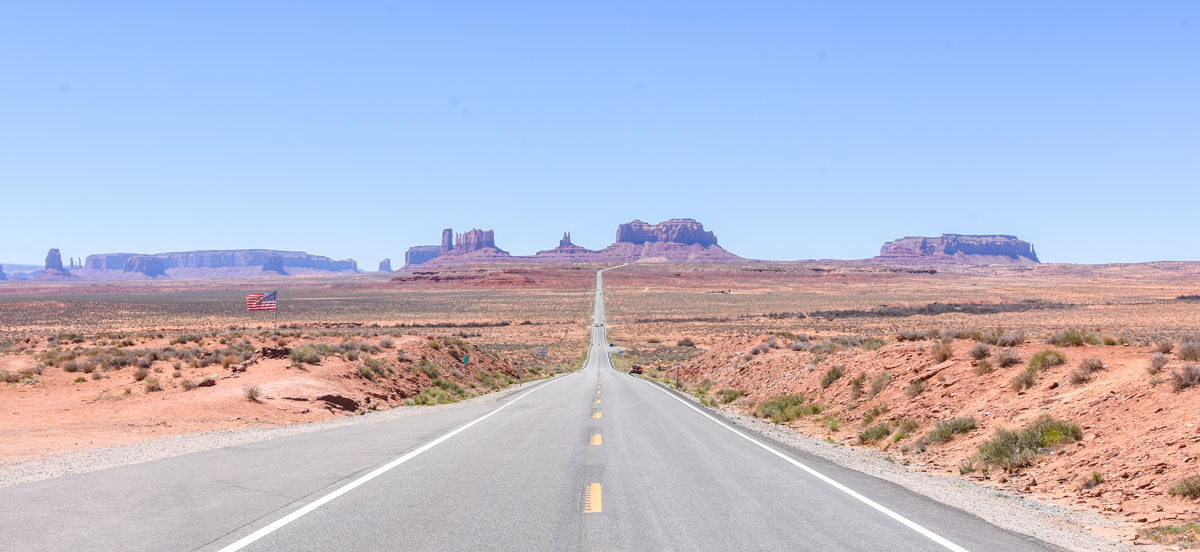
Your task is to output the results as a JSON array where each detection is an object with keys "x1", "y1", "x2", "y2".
[{"x1": 0, "y1": 267, "x2": 1055, "y2": 551}]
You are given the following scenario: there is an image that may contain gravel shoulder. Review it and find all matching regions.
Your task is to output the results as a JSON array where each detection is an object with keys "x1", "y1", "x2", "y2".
[
  {"x1": 658, "y1": 380, "x2": 1140, "y2": 552},
  {"x1": 0, "y1": 377, "x2": 560, "y2": 488}
]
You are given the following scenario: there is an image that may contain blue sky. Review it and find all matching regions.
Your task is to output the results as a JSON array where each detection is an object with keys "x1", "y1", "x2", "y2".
[{"x1": 1, "y1": 2, "x2": 1197, "y2": 266}]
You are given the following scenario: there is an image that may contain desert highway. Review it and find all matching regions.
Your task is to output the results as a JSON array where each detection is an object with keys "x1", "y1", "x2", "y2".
[{"x1": 0, "y1": 268, "x2": 1054, "y2": 551}]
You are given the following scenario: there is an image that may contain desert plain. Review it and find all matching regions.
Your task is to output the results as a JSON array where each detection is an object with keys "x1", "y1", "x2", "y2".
[{"x1": 4, "y1": 261, "x2": 1200, "y2": 546}]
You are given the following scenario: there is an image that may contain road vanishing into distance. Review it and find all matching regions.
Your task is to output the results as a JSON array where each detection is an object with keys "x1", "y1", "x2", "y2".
[{"x1": 0, "y1": 268, "x2": 1056, "y2": 551}]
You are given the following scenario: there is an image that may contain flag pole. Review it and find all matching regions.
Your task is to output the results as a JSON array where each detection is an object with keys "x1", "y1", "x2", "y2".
[{"x1": 274, "y1": 291, "x2": 279, "y2": 340}]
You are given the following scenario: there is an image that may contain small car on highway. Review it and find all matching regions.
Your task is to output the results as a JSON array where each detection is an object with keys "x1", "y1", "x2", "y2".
[{"x1": 629, "y1": 366, "x2": 643, "y2": 375}]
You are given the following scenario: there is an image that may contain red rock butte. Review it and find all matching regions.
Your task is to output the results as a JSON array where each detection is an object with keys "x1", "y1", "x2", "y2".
[{"x1": 402, "y1": 218, "x2": 742, "y2": 268}]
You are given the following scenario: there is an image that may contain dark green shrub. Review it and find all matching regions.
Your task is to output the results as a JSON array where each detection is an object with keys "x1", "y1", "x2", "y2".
[
  {"x1": 858, "y1": 423, "x2": 893, "y2": 444},
  {"x1": 969, "y1": 343, "x2": 991, "y2": 361},
  {"x1": 757, "y1": 394, "x2": 821, "y2": 423},
  {"x1": 1028, "y1": 350, "x2": 1066, "y2": 370},
  {"x1": 924, "y1": 417, "x2": 978, "y2": 445}
]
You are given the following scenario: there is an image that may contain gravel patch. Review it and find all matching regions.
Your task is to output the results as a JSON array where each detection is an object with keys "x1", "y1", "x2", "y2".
[
  {"x1": 0, "y1": 378, "x2": 557, "y2": 488},
  {"x1": 666, "y1": 384, "x2": 1137, "y2": 552}
]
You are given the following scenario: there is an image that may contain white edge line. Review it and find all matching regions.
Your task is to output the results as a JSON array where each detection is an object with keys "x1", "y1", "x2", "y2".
[
  {"x1": 218, "y1": 375, "x2": 572, "y2": 552},
  {"x1": 628, "y1": 373, "x2": 970, "y2": 552}
]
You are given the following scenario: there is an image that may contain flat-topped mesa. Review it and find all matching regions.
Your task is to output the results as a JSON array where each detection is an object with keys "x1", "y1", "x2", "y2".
[
  {"x1": 378, "y1": 258, "x2": 393, "y2": 273},
  {"x1": 877, "y1": 234, "x2": 1039, "y2": 264},
  {"x1": 615, "y1": 218, "x2": 719, "y2": 246},
  {"x1": 440, "y1": 228, "x2": 454, "y2": 253},
  {"x1": 80, "y1": 249, "x2": 357, "y2": 277}
]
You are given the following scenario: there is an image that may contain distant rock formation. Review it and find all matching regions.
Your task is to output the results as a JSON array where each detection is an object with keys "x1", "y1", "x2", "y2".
[
  {"x1": 454, "y1": 229, "x2": 505, "y2": 254},
  {"x1": 35, "y1": 248, "x2": 74, "y2": 279},
  {"x1": 440, "y1": 228, "x2": 454, "y2": 254},
  {"x1": 0, "y1": 264, "x2": 6, "y2": 281},
  {"x1": 876, "y1": 234, "x2": 1039, "y2": 264},
  {"x1": 123, "y1": 255, "x2": 166, "y2": 277},
  {"x1": 83, "y1": 250, "x2": 356, "y2": 273},
  {"x1": 401, "y1": 219, "x2": 742, "y2": 270},
  {"x1": 404, "y1": 246, "x2": 441, "y2": 267},
  {"x1": 45, "y1": 249, "x2": 64, "y2": 271},
  {"x1": 615, "y1": 219, "x2": 719, "y2": 247},
  {"x1": 378, "y1": 258, "x2": 393, "y2": 273},
  {"x1": 262, "y1": 255, "x2": 286, "y2": 274},
  {"x1": 533, "y1": 231, "x2": 598, "y2": 261}
]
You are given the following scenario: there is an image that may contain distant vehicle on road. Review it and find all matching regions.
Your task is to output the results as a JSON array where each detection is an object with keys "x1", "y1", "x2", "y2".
[{"x1": 629, "y1": 365, "x2": 643, "y2": 375}]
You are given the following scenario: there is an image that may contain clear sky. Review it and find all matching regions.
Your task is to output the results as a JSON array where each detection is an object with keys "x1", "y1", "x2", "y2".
[{"x1": 2, "y1": 2, "x2": 1197, "y2": 267}]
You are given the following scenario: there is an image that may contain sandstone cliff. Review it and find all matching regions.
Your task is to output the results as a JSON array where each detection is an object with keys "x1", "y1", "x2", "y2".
[
  {"x1": 404, "y1": 246, "x2": 441, "y2": 267},
  {"x1": 378, "y1": 258, "x2": 393, "y2": 273},
  {"x1": 876, "y1": 234, "x2": 1039, "y2": 264},
  {"x1": 0, "y1": 264, "x2": 6, "y2": 281},
  {"x1": 123, "y1": 255, "x2": 166, "y2": 277},
  {"x1": 615, "y1": 219, "x2": 719, "y2": 246}
]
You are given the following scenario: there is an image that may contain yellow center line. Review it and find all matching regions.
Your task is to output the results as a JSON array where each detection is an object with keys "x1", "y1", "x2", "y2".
[
  {"x1": 595, "y1": 399, "x2": 601, "y2": 404},
  {"x1": 590, "y1": 434, "x2": 602, "y2": 446},
  {"x1": 593, "y1": 412, "x2": 603, "y2": 419},
  {"x1": 583, "y1": 483, "x2": 603, "y2": 513}
]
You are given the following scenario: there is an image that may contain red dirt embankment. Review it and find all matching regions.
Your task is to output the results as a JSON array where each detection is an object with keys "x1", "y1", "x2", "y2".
[
  {"x1": 0, "y1": 335, "x2": 519, "y2": 465},
  {"x1": 674, "y1": 333, "x2": 1200, "y2": 539}
]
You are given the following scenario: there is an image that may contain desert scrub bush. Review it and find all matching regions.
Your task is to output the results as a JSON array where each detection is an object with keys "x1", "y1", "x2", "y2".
[
  {"x1": 1156, "y1": 341, "x2": 1175, "y2": 354},
  {"x1": 820, "y1": 365, "x2": 845, "y2": 389},
  {"x1": 428, "y1": 340, "x2": 441, "y2": 350},
  {"x1": 716, "y1": 388, "x2": 746, "y2": 404},
  {"x1": 924, "y1": 417, "x2": 978, "y2": 445},
  {"x1": 418, "y1": 359, "x2": 440, "y2": 379},
  {"x1": 434, "y1": 379, "x2": 467, "y2": 397},
  {"x1": 289, "y1": 345, "x2": 322, "y2": 365},
  {"x1": 379, "y1": 338, "x2": 395, "y2": 348},
  {"x1": 948, "y1": 329, "x2": 983, "y2": 341},
  {"x1": 857, "y1": 423, "x2": 893, "y2": 444},
  {"x1": 994, "y1": 348, "x2": 1021, "y2": 367},
  {"x1": 1168, "y1": 475, "x2": 1200, "y2": 499},
  {"x1": 893, "y1": 418, "x2": 920, "y2": 441},
  {"x1": 1148, "y1": 353, "x2": 1169, "y2": 374},
  {"x1": 1046, "y1": 329, "x2": 1100, "y2": 347},
  {"x1": 931, "y1": 341, "x2": 953, "y2": 363},
  {"x1": 413, "y1": 386, "x2": 456, "y2": 405},
  {"x1": 143, "y1": 377, "x2": 162, "y2": 392},
  {"x1": 809, "y1": 341, "x2": 841, "y2": 355},
  {"x1": 904, "y1": 379, "x2": 927, "y2": 398},
  {"x1": 1179, "y1": 342, "x2": 1200, "y2": 362},
  {"x1": 973, "y1": 360, "x2": 994, "y2": 375},
  {"x1": 859, "y1": 338, "x2": 887, "y2": 351},
  {"x1": 969, "y1": 343, "x2": 991, "y2": 361},
  {"x1": 1028, "y1": 350, "x2": 1066, "y2": 371},
  {"x1": 133, "y1": 366, "x2": 150, "y2": 381},
  {"x1": 1010, "y1": 366, "x2": 1039, "y2": 391},
  {"x1": 1080, "y1": 471, "x2": 1104, "y2": 490},
  {"x1": 646, "y1": 337, "x2": 662, "y2": 344},
  {"x1": 1069, "y1": 357, "x2": 1106, "y2": 385},
  {"x1": 788, "y1": 341, "x2": 808, "y2": 352},
  {"x1": 243, "y1": 384, "x2": 262, "y2": 402},
  {"x1": 848, "y1": 373, "x2": 866, "y2": 400},
  {"x1": 861, "y1": 404, "x2": 889, "y2": 425},
  {"x1": 995, "y1": 331, "x2": 1026, "y2": 348},
  {"x1": 976, "y1": 415, "x2": 1082, "y2": 470},
  {"x1": 1171, "y1": 363, "x2": 1200, "y2": 392},
  {"x1": 765, "y1": 337, "x2": 779, "y2": 349},
  {"x1": 756, "y1": 394, "x2": 821, "y2": 423},
  {"x1": 897, "y1": 330, "x2": 926, "y2": 342},
  {"x1": 868, "y1": 372, "x2": 892, "y2": 398}
]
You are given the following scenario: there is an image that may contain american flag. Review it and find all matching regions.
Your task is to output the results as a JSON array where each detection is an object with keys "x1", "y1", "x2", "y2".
[{"x1": 246, "y1": 291, "x2": 277, "y2": 311}]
